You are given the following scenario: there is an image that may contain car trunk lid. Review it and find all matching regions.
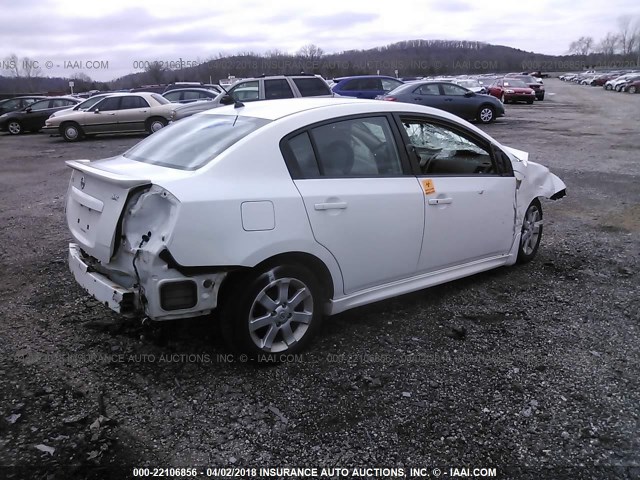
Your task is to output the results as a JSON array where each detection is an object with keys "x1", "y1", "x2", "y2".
[{"x1": 65, "y1": 159, "x2": 151, "y2": 263}]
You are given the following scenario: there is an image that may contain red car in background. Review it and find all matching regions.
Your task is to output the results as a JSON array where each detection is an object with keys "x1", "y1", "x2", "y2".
[
  {"x1": 487, "y1": 78, "x2": 536, "y2": 104},
  {"x1": 624, "y1": 79, "x2": 640, "y2": 94}
]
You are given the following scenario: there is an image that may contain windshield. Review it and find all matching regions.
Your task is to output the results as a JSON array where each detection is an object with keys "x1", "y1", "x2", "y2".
[
  {"x1": 123, "y1": 114, "x2": 271, "y2": 170},
  {"x1": 503, "y1": 80, "x2": 528, "y2": 88},
  {"x1": 76, "y1": 95, "x2": 106, "y2": 110}
]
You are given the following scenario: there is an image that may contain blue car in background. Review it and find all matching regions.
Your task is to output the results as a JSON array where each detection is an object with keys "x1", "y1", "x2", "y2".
[{"x1": 331, "y1": 75, "x2": 404, "y2": 99}]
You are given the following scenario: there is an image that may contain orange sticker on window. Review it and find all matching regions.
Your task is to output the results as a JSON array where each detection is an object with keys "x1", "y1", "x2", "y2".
[{"x1": 421, "y1": 179, "x2": 435, "y2": 194}]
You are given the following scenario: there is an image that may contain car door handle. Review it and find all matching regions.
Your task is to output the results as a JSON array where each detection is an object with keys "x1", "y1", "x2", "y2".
[
  {"x1": 428, "y1": 198, "x2": 453, "y2": 205},
  {"x1": 315, "y1": 202, "x2": 347, "y2": 210},
  {"x1": 444, "y1": 98, "x2": 453, "y2": 102}
]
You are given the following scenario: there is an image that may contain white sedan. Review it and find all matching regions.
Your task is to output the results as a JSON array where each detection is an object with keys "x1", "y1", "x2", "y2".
[{"x1": 65, "y1": 98, "x2": 566, "y2": 356}]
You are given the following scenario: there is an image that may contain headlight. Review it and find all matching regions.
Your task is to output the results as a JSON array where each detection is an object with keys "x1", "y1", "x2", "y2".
[
  {"x1": 539, "y1": 85, "x2": 545, "y2": 90},
  {"x1": 169, "y1": 110, "x2": 176, "y2": 121},
  {"x1": 505, "y1": 89, "x2": 514, "y2": 94}
]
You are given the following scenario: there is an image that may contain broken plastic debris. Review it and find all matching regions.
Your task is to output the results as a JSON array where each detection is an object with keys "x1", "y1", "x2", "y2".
[{"x1": 35, "y1": 444, "x2": 55, "y2": 456}]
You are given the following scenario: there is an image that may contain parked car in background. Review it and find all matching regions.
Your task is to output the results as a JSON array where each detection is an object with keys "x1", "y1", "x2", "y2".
[
  {"x1": 331, "y1": 75, "x2": 404, "y2": 99},
  {"x1": 130, "y1": 85, "x2": 166, "y2": 94},
  {"x1": 604, "y1": 73, "x2": 637, "y2": 90},
  {"x1": 505, "y1": 74, "x2": 545, "y2": 100},
  {"x1": 64, "y1": 97, "x2": 565, "y2": 355},
  {"x1": 616, "y1": 75, "x2": 640, "y2": 92},
  {"x1": 487, "y1": 78, "x2": 536, "y2": 104},
  {"x1": 624, "y1": 79, "x2": 640, "y2": 93},
  {"x1": 162, "y1": 88, "x2": 220, "y2": 104},
  {"x1": 163, "y1": 82, "x2": 222, "y2": 94},
  {"x1": 451, "y1": 78, "x2": 487, "y2": 94},
  {"x1": 43, "y1": 92, "x2": 176, "y2": 141},
  {"x1": 48, "y1": 93, "x2": 111, "y2": 120},
  {"x1": 0, "y1": 97, "x2": 80, "y2": 134},
  {"x1": 169, "y1": 75, "x2": 334, "y2": 121},
  {"x1": 0, "y1": 96, "x2": 47, "y2": 115},
  {"x1": 378, "y1": 81, "x2": 504, "y2": 124}
]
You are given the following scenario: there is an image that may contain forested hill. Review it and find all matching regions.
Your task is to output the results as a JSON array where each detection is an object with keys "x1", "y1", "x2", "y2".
[{"x1": 1, "y1": 39, "x2": 633, "y2": 93}]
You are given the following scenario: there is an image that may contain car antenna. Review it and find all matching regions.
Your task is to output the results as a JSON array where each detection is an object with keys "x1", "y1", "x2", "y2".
[{"x1": 218, "y1": 83, "x2": 244, "y2": 109}]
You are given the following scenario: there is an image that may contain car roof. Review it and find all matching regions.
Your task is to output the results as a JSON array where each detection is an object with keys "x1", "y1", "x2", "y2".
[
  {"x1": 200, "y1": 97, "x2": 497, "y2": 145},
  {"x1": 163, "y1": 88, "x2": 217, "y2": 93},
  {"x1": 334, "y1": 75, "x2": 400, "y2": 81}
]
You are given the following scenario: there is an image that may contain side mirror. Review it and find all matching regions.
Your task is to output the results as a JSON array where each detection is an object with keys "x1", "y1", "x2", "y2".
[
  {"x1": 219, "y1": 95, "x2": 235, "y2": 106},
  {"x1": 464, "y1": 91, "x2": 475, "y2": 97},
  {"x1": 94, "y1": 109, "x2": 100, "y2": 114},
  {"x1": 25, "y1": 107, "x2": 32, "y2": 113}
]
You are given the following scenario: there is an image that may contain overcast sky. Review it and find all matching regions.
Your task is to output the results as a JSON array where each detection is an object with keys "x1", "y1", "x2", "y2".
[{"x1": 1, "y1": 0, "x2": 638, "y2": 81}]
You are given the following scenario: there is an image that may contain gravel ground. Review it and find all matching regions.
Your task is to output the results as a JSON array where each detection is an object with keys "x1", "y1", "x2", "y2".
[{"x1": 0, "y1": 80, "x2": 638, "y2": 480}]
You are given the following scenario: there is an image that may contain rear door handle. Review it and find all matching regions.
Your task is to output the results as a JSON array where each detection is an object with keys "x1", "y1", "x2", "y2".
[
  {"x1": 428, "y1": 198, "x2": 452, "y2": 205},
  {"x1": 315, "y1": 202, "x2": 347, "y2": 210}
]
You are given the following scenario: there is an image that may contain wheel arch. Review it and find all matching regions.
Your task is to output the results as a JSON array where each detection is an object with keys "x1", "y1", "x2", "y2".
[{"x1": 219, "y1": 251, "x2": 336, "y2": 305}]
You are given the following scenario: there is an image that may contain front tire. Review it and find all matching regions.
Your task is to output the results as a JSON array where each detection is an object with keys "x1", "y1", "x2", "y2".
[
  {"x1": 477, "y1": 105, "x2": 495, "y2": 124},
  {"x1": 7, "y1": 120, "x2": 22, "y2": 135},
  {"x1": 220, "y1": 264, "x2": 323, "y2": 356},
  {"x1": 61, "y1": 122, "x2": 83, "y2": 142},
  {"x1": 517, "y1": 200, "x2": 543, "y2": 264}
]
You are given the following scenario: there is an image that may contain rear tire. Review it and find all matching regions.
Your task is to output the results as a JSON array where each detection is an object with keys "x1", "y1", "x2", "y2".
[
  {"x1": 629, "y1": 86, "x2": 637, "y2": 94},
  {"x1": 146, "y1": 117, "x2": 167, "y2": 134},
  {"x1": 527, "y1": 99, "x2": 534, "y2": 104},
  {"x1": 517, "y1": 200, "x2": 543, "y2": 264},
  {"x1": 219, "y1": 264, "x2": 324, "y2": 357}
]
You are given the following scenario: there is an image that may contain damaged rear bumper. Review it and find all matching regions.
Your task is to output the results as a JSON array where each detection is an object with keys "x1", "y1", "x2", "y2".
[
  {"x1": 68, "y1": 243, "x2": 227, "y2": 321},
  {"x1": 69, "y1": 243, "x2": 136, "y2": 315}
]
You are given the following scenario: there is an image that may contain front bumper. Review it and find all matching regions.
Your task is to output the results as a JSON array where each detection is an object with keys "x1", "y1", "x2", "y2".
[{"x1": 506, "y1": 93, "x2": 536, "y2": 102}]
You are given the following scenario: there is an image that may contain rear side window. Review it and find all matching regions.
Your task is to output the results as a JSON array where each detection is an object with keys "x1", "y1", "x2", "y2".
[
  {"x1": 123, "y1": 115, "x2": 271, "y2": 170},
  {"x1": 283, "y1": 117, "x2": 403, "y2": 178},
  {"x1": 265, "y1": 79, "x2": 294, "y2": 99},
  {"x1": 120, "y1": 96, "x2": 150, "y2": 109},
  {"x1": 342, "y1": 78, "x2": 382, "y2": 91},
  {"x1": 292, "y1": 78, "x2": 331, "y2": 96},
  {"x1": 163, "y1": 91, "x2": 182, "y2": 102},
  {"x1": 285, "y1": 132, "x2": 320, "y2": 177}
]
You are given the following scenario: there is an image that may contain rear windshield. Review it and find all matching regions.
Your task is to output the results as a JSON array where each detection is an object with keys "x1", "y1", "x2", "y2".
[{"x1": 123, "y1": 114, "x2": 271, "y2": 170}]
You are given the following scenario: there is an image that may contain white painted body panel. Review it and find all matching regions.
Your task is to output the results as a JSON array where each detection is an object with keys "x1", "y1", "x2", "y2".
[{"x1": 65, "y1": 97, "x2": 566, "y2": 321}]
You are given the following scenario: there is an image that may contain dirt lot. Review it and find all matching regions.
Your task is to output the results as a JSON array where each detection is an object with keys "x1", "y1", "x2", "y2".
[{"x1": 0, "y1": 80, "x2": 638, "y2": 480}]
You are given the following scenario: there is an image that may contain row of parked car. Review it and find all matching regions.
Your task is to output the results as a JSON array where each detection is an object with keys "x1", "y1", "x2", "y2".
[
  {"x1": 0, "y1": 72, "x2": 546, "y2": 140},
  {"x1": 559, "y1": 71, "x2": 640, "y2": 93}
]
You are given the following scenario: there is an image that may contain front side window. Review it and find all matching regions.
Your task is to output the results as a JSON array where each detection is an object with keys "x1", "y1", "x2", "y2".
[
  {"x1": 265, "y1": 79, "x2": 294, "y2": 99},
  {"x1": 29, "y1": 100, "x2": 51, "y2": 110},
  {"x1": 93, "y1": 97, "x2": 121, "y2": 111},
  {"x1": 122, "y1": 114, "x2": 271, "y2": 170},
  {"x1": 400, "y1": 118, "x2": 495, "y2": 175},
  {"x1": 441, "y1": 84, "x2": 468, "y2": 96},
  {"x1": 415, "y1": 84, "x2": 440, "y2": 95}
]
